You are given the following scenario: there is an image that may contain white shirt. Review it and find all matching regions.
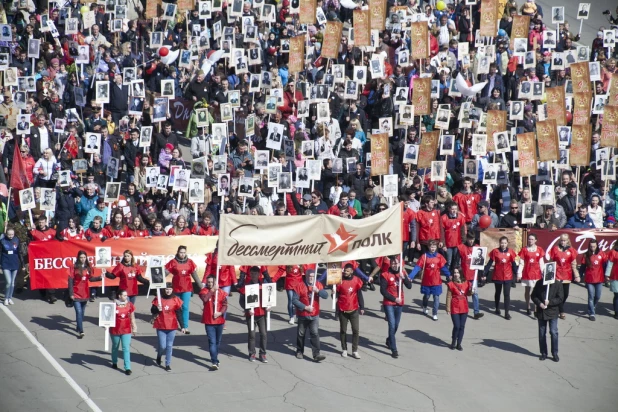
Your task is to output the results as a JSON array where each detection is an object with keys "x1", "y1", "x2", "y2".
[
  {"x1": 588, "y1": 205, "x2": 604, "y2": 228},
  {"x1": 38, "y1": 126, "x2": 49, "y2": 154}
]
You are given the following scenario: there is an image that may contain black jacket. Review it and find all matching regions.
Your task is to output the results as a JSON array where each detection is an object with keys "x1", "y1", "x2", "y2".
[
  {"x1": 531, "y1": 281, "x2": 564, "y2": 320},
  {"x1": 109, "y1": 83, "x2": 129, "y2": 113}
]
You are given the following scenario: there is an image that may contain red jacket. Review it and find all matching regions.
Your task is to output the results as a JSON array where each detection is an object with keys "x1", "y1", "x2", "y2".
[
  {"x1": 199, "y1": 288, "x2": 228, "y2": 325},
  {"x1": 110, "y1": 302, "x2": 135, "y2": 335},
  {"x1": 416, "y1": 209, "x2": 441, "y2": 243},
  {"x1": 447, "y1": 281, "x2": 470, "y2": 314},
  {"x1": 110, "y1": 263, "x2": 145, "y2": 296},
  {"x1": 456, "y1": 244, "x2": 476, "y2": 281},
  {"x1": 70, "y1": 265, "x2": 96, "y2": 300},
  {"x1": 30, "y1": 227, "x2": 56, "y2": 241},
  {"x1": 402, "y1": 207, "x2": 416, "y2": 242},
  {"x1": 441, "y1": 212, "x2": 466, "y2": 248},
  {"x1": 418, "y1": 253, "x2": 447, "y2": 286},
  {"x1": 519, "y1": 247, "x2": 545, "y2": 281},
  {"x1": 381, "y1": 271, "x2": 406, "y2": 306},
  {"x1": 608, "y1": 250, "x2": 618, "y2": 281},
  {"x1": 61, "y1": 227, "x2": 84, "y2": 240},
  {"x1": 167, "y1": 227, "x2": 191, "y2": 236},
  {"x1": 204, "y1": 253, "x2": 236, "y2": 287},
  {"x1": 580, "y1": 252, "x2": 607, "y2": 284},
  {"x1": 336, "y1": 276, "x2": 363, "y2": 311},
  {"x1": 85, "y1": 227, "x2": 107, "y2": 240},
  {"x1": 278, "y1": 89, "x2": 304, "y2": 119},
  {"x1": 152, "y1": 295, "x2": 183, "y2": 330},
  {"x1": 127, "y1": 228, "x2": 149, "y2": 237},
  {"x1": 104, "y1": 224, "x2": 130, "y2": 238},
  {"x1": 293, "y1": 281, "x2": 324, "y2": 317},
  {"x1": 549, "y1": 247, "x2": 577, "y2": 281},
  {"x1": 192, "y1": 223, "x2": 218, "y2": 236},
  {"x1": 488, "y1": 248, "x2": 517, "y2": 282},
  {"x1": 165, "y1": 258, "x2": 197, "y2": 293},
  {"x1": 327, "y1": 204, "x2": 357, "y2": 217},
  {"x1": 452, "y1": 192, "x2": 481, "y2": 223}
]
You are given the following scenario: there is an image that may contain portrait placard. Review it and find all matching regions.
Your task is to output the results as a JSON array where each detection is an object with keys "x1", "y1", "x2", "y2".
[
  {"x1": 417, "y1": 131, "x2": 440, "y2": 169},
  {"x1": 570, "y1": 124, "x2": 591, "y2": 166},
  {"x1": 412, "y1": 77, "x2": 431, "y2": 115},
  {"x1": 517, "y1": 132, "x2": 538, "y2": 177},
  {"x1": 353, "y1": 10, "x2": 371, "y2": 47},
  {"x1": 536, "y1": 119, "x2": 559, "y2": 162}
]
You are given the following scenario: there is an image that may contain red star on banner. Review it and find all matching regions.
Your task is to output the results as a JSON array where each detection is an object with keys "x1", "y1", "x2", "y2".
[{"x1": 324, "y1": 224, "x2": 357, "y2": 254}]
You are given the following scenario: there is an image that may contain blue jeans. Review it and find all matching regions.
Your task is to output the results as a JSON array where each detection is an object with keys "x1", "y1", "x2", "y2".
[
  {"x1": 538, "y1": 318, "x2": 559, "y2": 356},
  {"x1": 472, "y1": 290, "x2": 479, "y2": 314},
  {"x1": 73, "y1": 301, "x2": 87, "y2": 333},
  {"x1": 422, "y1": 294, "x2": 440, "y2": 316},
  {"x1": 205, "y1": 324, "x2": 224, "y2": 365},
  {"x1": 128, "y1": 295, "x2": 136, "y2": 305},
  {"x1": 586, "y1": 283, "x2": 603, "y2": 316},
  {"x1": 384, "y1": 305, "x2": 403, "y2": 351},
  {"x1": 111, "y1": 334, "x2": 132, "y2": 370},
  {"x1": 286, "y1": 289, "x2": 295, "y2": 318},
  {"x1": 221, "y1": 286, "x2": 231, "y2": 320},
  {"x1": 3, "y1": 269, "x2": 17, "y2": 300},
  {"x1": 445, "y1": 247, "x2": 457, "y2": 275},
  {"x1": 451, "y1": 313, "x2": 467, "y2": 345},
  {"x1": 178, "y1": 291, "x2": 191, "y2": 328},
  {"x1": 157, "y1": 329, "x2": 176, "y2": 366}
]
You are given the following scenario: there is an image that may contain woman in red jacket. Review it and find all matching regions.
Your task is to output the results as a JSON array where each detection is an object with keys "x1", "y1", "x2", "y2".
[
  {"x1": 279, "y1": 265, "x2": 304, "y2": 325},
  {"x1": 204, "y1": 250, "x2": 236, "y2": 320},
  {"x1": 518, "y1": 233, "x2": 545, "y2": 316},
  {"x1": 104, "y1": 250, "x2": 150, "y2": 304},
  {"x1": 446, "y1": 267, "x2": 472, "y2": 351},
  {"x1": 167, "y1": 215, "x2": 191, "y2": 235},
  {"x1": 152, "y1": 283, "x2": 184, "y2": 371},
  {"x1": 278, "y1": 82, "x2": 304, "y2": 120},
  {"x1": 104, "y1": 211, "x2": 130, "y2": 238},
  {"x1": 165, "y1": 246, "x2": 201, "y2": 334},
  {"x1": 127, "y1": 216, "x2": 150, "y2": 238},
  {"x1": 60, "y1": 217, "x2": 85, "y2": 240},
  {"x1": 109, "y1": 289, "x2": 136, "y2": 375},
  {"x1": 549, "y1": 234, "x2": 579, "y2": 319},
  {"x1": 578, "y1": 239, "x2": 607, "y2": 321},
  {"x1": 199, "y1": 275, "x2": 228, "y2": 370},
  {"x1": 485, "y1": 237, "x2": 518, "y2": 320},
  {"x1": 68, "y1": 251, "x2": 101, "y2": 338}
]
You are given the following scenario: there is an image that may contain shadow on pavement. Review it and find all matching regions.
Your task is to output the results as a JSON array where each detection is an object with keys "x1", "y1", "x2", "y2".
[
  {"x1": 475, "y1": 339, "x2": 537, "y2": 357},
  {"x1": 402, "y1": 329, "x2": 448, "y2": 348}
]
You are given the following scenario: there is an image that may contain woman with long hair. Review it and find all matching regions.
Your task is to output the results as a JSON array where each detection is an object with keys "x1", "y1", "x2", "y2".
[
  {"x1": 105, "y1": 210, "x2": 130, "y2": 238},
  {"x1": 517, "y1": 233, "x2": 545, "y2": 316},
  {"x1": 167, "y1": 215, "x2": 191, "y2": 236},
  {"x1": 579, "y1": 239, "x2": 607, "y2": 321},
  {"x1": 105, "y1": 250, "x2": 150, "y2": 303},
  {"x1": 151, "y1": 282, "x2": 184, "y2": 371},
  {"x1": 164, "y1": 246, "x2": 202, "y2": 334},
  {"x1": 445, "y1": 267, "x2": 472, "y2": 350},
  {"x1": 127, "y1": 216, "x2": 150, "y2": 238},
  {"x1": 110, "y1": 289, "x2": 137, "y2": 375},
  {"x1": 485, "y1": 236, "x2": 518, "y2": 320},
  {"x1": 59, "y1": 217, "x2": 85, "y2": 240},
  {"x1": 549, "y1": 234, "x2": 579, "y2": 319},
  {"x1": 68, "y1": 251, "x2": 101, "y2": 338}
]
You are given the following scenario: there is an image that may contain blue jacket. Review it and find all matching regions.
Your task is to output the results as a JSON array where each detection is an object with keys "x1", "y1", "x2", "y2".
[
  {"x1": 75, "y1": 194, "x2": 99, "y2": 225},
  {"x1": 564, "y1": 214, "x2": 596, "y2": 229},
  {"x1": 83, "y1": 206, "x2": 108, "y2": 231},
  {"x1": 0, "y1": 235, "x2": 20, "y2": 270}
]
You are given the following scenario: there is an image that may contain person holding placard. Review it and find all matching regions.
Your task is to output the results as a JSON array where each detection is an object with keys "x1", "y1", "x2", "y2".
[
  {"x1": 104, "y1": 250, "x2": 150, "y2": 304},
  {"x1": 549, "y1": 235, "x2": 579, "y2": 320},
  {"x1": 279, "y1": 265, "x2": 305, "y2": 325},
  {"x1": 151, "y1": 283, "x2": 185, "y2": 371},
  {"x1": 445, "y1": 267, "x2": 472, "y2": 351},
  {"x1": 291, "y1": 268, "x2": 328, "y2": 362},
  {"x1": 29, "y1": 216, "x2": 58, "y2": 303},
  {"x1": 68, "y1": 251, "x2": 102, "y2": 338},
  {"x1": 517, "y1": 233, "x2": 546, "y2": 316},
  {"x1": 238, "y1": 266, "x2": 271, "y2": 363},
  {"x1": 484, "y1": 237, "x2": 519, "y2": 320},
  {"x1": 531, "y1": 274, "x2": 564, "y2": 362},
  {"x1": 455, "y1": 233, "x2": 484, "y2": 319},
  {"x1": 165, "y1": 246, "x2": 201, "y2": 334},
  {"x1": 104, "y1": 211, "x2": 130, "y2": 238},
  {"x1": 380, "y1": 256, "x2": 411, "y2": 359},
  {"x1": 605, "y1": 243, "x2": 618, "y2": 319},
  {"x1": 203, "y1": 249, "x2": 236, "y2": 320},
  {"x1": 578, "y1": 239, "x2": 608, "y2": 321},
  {"x1": 109, "y1": 290, "x2": 137, "y2": 375},
  {"x1": 199, "y1": 275, "x2": 228, "y2": 370},
  {"x1": 410, "y1": 240, "x2": 450, "y2": 321},
  {"x1": 336, "y1": 264, "x2": 365, "y2": 359}
]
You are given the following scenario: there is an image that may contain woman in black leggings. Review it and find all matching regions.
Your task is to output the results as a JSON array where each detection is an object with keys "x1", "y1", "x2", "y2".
[{"x1": 484, "y1": 237, "x2": 518, "y2": 320}]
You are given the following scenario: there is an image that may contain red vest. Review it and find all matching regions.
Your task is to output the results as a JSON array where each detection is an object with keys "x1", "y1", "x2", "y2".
[
  {"x1": 284, "y1": 266, "x2": 304, "y2": 290},
  {"x1": 549, "y1": 247, "x2": 577, "y2": 281},
  {"x1": 416, "y1": 209, "x2": 441, "y2": 242},
  {"x1": 30, "y1": 228, "x2": 56, "y2": 241},
  {"x1": 488, "y1": 248, "x2": 517, "y2": 282},
  {"x1": 453, "y1": 192, "x2": 480, "y2": 222},
  {"x1": 152, "y1": 296, "x2": 183, "y2": 330},
  {"x1": 456, "y1": 244, "x2": 476, "y2": 281},
  {"x1": 441, "y1": 213, "x2": 466, "y2": 248},
  {"x1": 192, "y1": 224, "x2": 218, "y2": 236},
  {"x1": 112, "y1": 263, "x2": 143, "y2": 296},
  {"x1": 199, "y1": 288, "x2": 227, "y2": 325},
  {"x1": 61, "y1": 228, "x2": 84, "y2": 240},
  {"x1": 166, "y1": 227, "x2": 191, "y2": 236},
  {"x1": 447, "y1": 281, "x2": 470, "y2": 314},
  {"x1": 205, "y1": 253, "x2": 236, "y2": 286},
  {"x1": 293, "y1": 281, "x2": 324, "y2": 317},
  {"x1": 165, "y1": 258, "x2": 197, "y2": 293},
  {"x1": 85, "y1": 227, "x2": 106, "y2": 240},
  {"x1": 128, "y1": 228, "x2": 149, "y2": 237},
  {"x1": 519, "y1": 247, "x2": 545, "y2": 281},
  {"x1": 104, "y1": 225, "x2": 129, "y2": 238},
  {"x1": 110, "y1": 302, "x2": 135, "y2": 335},
  {"x1": 336, "y1": 276, "x2": 363, "y2": 311},
  {"x1": 608, "y1": 250, "x2": 618, "y2": 281},
  {"x1": 402, "y1": 208, "x2": 416, "y2": 242},
  {"x1": 580, "y1": 252, "x2": 607, "y2": 284},
  {"x1": 418, "y1": 253, "x2": 447, "y2": 286},
  {"x1": 375, "y1": 256, "x2": 391, "y2": 272},
  {"x1": 381, "y1": 271, "x2": 405, "y2": 306},
  {"x1": 71, "y1": 266, "x2": 93, "y2": 300}
]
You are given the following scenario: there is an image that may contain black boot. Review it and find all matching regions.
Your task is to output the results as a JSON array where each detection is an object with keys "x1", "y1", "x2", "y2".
[{"x1": 449, "y1": 340, "x2": 455, "y2": 350}]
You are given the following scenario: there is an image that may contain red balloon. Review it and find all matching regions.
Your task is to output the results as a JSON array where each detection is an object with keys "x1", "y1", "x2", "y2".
[
  {"x1": 565, "y1": 111, "x2": 573, "y2": 124},
  {"x1": 479, "y1": 215, "x2": 492, "y2": 229},
  {"x1": 159, "y1": 47, "x2": 169, "y2": 57}
]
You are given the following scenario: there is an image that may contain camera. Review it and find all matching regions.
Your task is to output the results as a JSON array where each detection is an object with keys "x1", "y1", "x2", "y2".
[{"x1": 603, "y1": 10, "x2": 611, "y2": 15}]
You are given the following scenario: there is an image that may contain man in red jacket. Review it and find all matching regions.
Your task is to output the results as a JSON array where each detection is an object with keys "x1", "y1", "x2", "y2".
[
  {"x1": 416, "y1": 195, "x2": 443, "y2": 254},
  {"x1": 292, "y1": 269, "x2": 328, "y2": 362},
  {"x1": 380, "y1": 256, "x2": 412, "y2": 359},
  {"x1": 30, "y1": 215, "x2": 58, "y2": 303},
  {"x1": 441, "y1": 202, "x2": 467, "y2": 275},
  {"x1": 199, "y1": 275, "x2": 228, "y2": 370},
  {"x1": 337, "y1": 264, "x2": 365, "y2": 359},
  {"x1": 453, "y1": 178, "x2": 481, "y2": 223}
]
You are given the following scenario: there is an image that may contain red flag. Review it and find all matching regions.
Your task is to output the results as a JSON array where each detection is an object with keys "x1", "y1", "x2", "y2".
[
  {"x1": 10, "y1": 143, "x2": 30, "y2": 191},
  {"x1": 63, "y1": 134, "x2": 79, "y2": 158}
]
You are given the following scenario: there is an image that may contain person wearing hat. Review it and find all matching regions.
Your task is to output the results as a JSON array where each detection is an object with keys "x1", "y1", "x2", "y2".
[
  {"x1": 151, "y1": 282, "x2": 184, "y2": 371},
  {"x1": 291, "y1": 268, "x2": 328, "y2": 362},
  {"x1": 535, "y1": 205, "x2": 560, "y2": 230}
]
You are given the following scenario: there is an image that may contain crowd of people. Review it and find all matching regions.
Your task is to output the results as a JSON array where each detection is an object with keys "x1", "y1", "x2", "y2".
[{"x1": 0, "y1": 0, "x2": 617, "y2": 372}]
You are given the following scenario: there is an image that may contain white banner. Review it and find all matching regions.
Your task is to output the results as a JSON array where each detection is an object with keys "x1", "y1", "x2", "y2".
[{"x1": 218, "y1": 203, "x2": 403, "y2": 265}]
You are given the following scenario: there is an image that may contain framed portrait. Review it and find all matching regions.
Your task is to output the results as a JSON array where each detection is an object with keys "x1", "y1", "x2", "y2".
[
  {"x1": 254, "y1": 150, "x2": 269, "y2": 170},
  {"x1": 54, "y1": 118, "x2": 66, "y2": 133},
  {"x1": 156, "y1": 175, "x2": 169, "y2": 191},
  {"x1": 601, "y1": 159, "x2": 616, "y2": 180},
  {"x1": 306, "y1": 160, "x2": 321, "y2": 180},
  {"x1": 261, "y1": 283, "x2": 277, "y2": 307},
  {"x1": 244, "y1": 284, "x2": 260, "y2": 309},
  {"x1": 267, "y1": 163, "x2": 281, "y2": 188},
  {"x1": 213, "y1": 154, "x2": 227, "y2": 174},
  {"x1": 577, "y1": 3, "x2": 590, "y2": 20},
  {"x1": 440, "y1": 134, "x2": 454, "y2": 156},
  {"x1": 95, "y1": 81, "x2": 110, "y2": 104},
  {"x1": 470, "y1": 247, "x2": 487, "y2": 270},
  {"x1": 173, "y1": 168, "x2": 190, "y2": 192},
  {"x1": 430, "y1": 161, "x2": 446, "y2": 182},
  {"x1": 218, "y1": 173, "x2": 230, "y2": 196},
  {"x1": 220, "y1": 103, "x2": 233, "y2": 122},
  {"x1": 58, "y1": 170, "x2": 72, "y2": 187},
  {"x1": 98, "y1": 302, "x2": 116, "y2": 327},
  {"x1": 538, "y1": 184, "x2": 554, "y2": 205},
  {"x1": 494, "y1": 131, "x2": 510, "y2": 153},
  {"x1": 145, "y1": 167, "x2": 160, "y2": 188},
  {"x1": 296, "y1": 167, "x2": 310, "y2": 188},
  {"x1": 402, "y1": 144, "x2": 418, "y2": 164},
  {"x1": 471, "y1": 134, "x2": 487, "y2": 156},
  {"x1": 4, "y1": 67, "x2": 18, "y2": 87},
  {"x1": 95, "y1": 247, "x2": 112, "y2": 268},
  {"x1": 266, "y1": 123, "x2": 284, "y2": 150},
  {"x1": 543, "y1": 262, "x2": 557, "y2": 285},
  {"x1": 277, "y1": 172, "x2": 293, "y2": 192},
  {"x1": 139, "y1": 126, "x2": 153, "y2": 148},
  {"x1": 27, "y1": 38, "x2": 40, "y2": 58},
  {"x1": 19, "y1": 188, "x2": 35, "y2": 210},
  {"x1": 382, "y1": 174, "x2": 398, "y2": 197},
  {"x1": 464, "y1": 158, "x2": 478, "y2": 179},
  {"x1": 84, "y1": 133, "x2": 101, "y2": 154},
  {"x1": 104, "y1": 182, "x2": 121, "y2": 202},
  {"x1": 521, "y1": 203, "x2": 537, "y2": 224},
  {"x1": 75, "y1": 45, "x2": 89, "y2": 64},
  {"x1": 188, "y1": 178, "x2": 205, "y2": 203},
  {"x1": 332, "y1": 158, "x2": 343, "y2": 174},
  {"x1": 483, "y1": 163, "x2": 498, "y2": 185},
  {"x1": 153, "y1": 97, "x2": 169, "y2": 122},
  {"x1": 238, "y1": 176, "x2": 254, "y2": 197},
  {"x1": 40, "y1": 188, "x2": 56, "y2": 211},
  {"x1": 72, "y1": 159, "x2": 88, "y2": 173},
  {"x1": 160, "y1": 79, "x2": 175, "y2": 99}
]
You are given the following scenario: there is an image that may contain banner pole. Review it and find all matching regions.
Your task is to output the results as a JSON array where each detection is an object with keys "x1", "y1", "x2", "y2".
[
  {"x1": 214, "y1": 264, "x2": 220, "y2": 312},
  {"x1": 104, "y1": 327, "x2": 110, "y2": 352},
  {"x1": 398, "y1": 252, "x2": 403, "y2": 299}
]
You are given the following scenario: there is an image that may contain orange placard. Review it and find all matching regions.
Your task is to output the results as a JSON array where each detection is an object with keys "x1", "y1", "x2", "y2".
[
  {"x1": 546, "y1": 87, "x2": 566, "y2": 127},
  {"x1": 570, "y1": 62, "x2": 591, "y2": 93},
  {"x1": 289, "y1": 35, "x2": 305, "y2": 74},
  {"x1": 573, "y1": 91, "x2": 592, "y2": 125},
  {"x1": 536, "y1": 119, "x2": 559, "y2": 162},
  {"x1": 417, "y1": 131, "x2": 440, "y2": 169},
  {"x1": 601, "y1": 106, "x2": 618, "y2": 148},
  {"x1": 486, "y1": 110, "x2": 506, "y2": 152},
  {"x1": 371, "y1": 133, "x2": 389, "y2": 176},
  {"x1": 299, "y1": 0, "x2": 317, "y2": 24},
  {"x1": 480, "y1": 0, "x2": 498, "y2": 37},
  {"x1": 353, "y1": 10, "x2": 371, "y2": 47},
  {"x1": 570, "y1": 124, "x2": 591, "y2": 166},
  {"x1": 411, "y1": 22, "x2": 429, "y2": 60},
  {"x1": 608, "y1": 78, "x2": 618, "y2": 106},
  {"x1": 509, "y1": 15, "x2": 530, "y2": 50},
  {"x1": 369, "y1": 0, "x2": 386, "y2": 30},
  {"x1": 412, "y1": 77, "x2": 431, "y2": 116},
  {"x1": 321, "y1": 21, "x2": 343, "y2": 59},
  {"x1": 517, "y1": 132, "x2": 538, "y2": 177}
]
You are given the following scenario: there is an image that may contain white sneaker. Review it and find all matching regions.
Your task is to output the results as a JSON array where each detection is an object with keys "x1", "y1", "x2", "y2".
[
  {"x1": 288, "y1": 317, "x2": 295, "y2": 325},
  {"x1": 341, "y1": 350, "x2": 348, "y2": 358},
  {"x1": 352, "y1": 352, "x2": 361, "y2": 359},
  {"x1": 8, "y1": 299, "x2": 14, "y2": 305},
  {"x1": 3, "y1": 299, "x2": 7, "y2": 306},
  {"x1": 432, "y1": 315, "x2": 438, "y2": 321},
  {"x1": 423, "y1": 307, "x2": 428, "y2": 315}
]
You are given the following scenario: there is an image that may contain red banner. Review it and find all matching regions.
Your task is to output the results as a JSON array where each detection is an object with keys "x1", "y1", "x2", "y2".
[
  {"x1": 529, "y1": 228, "x2": 617, "y2": 260},
  {"x1": 28, "y1": 236, "x2": 217, "y2": 290}
]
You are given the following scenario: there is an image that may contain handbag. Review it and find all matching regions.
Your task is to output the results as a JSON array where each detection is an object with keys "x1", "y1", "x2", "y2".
[{"x1": 63, "y1": 290, "x2": 74, "y2": 308}]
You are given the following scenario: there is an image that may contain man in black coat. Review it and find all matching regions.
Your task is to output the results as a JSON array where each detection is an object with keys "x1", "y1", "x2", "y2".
[
  {"x1": 184, "y1": 70, "x2": 210, "y2": 101},
  {"x1": 110, "y1": 74, "x2": 129, "y2": 125},
  {"x1": 531, "y1": 279, "x2": 564, "y2": 362},
  {"x1": 153, "y1": 122, "x2": 178, "y2": 163},
  {"x1": 55, "y1": 186, "x2": 82, "y2": 232}
]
